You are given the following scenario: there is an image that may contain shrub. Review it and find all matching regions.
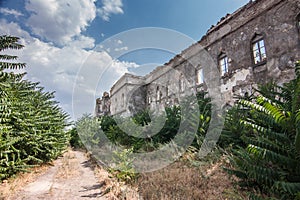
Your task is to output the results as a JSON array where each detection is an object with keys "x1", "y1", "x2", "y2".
[
  {"x1": 69, "y1": 128, "x2": 84, "y2": 149},
  {"x1": 0, "y1": 35, "x2": 69, "y2": 180},
  {"x1": 107, "y1": 148, "x2": 137, "y2": 183},
  {"x1": 225, "y1": 61, "x2": 300, "y2": 199},
  {"x1": 98, "y1": 91, "x2": 212, "y2": 153}
]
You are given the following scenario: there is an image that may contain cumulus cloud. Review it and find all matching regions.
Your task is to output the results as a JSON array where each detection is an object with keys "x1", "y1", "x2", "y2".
[
  {"x1": 97, "y1": 0, "x2": 124, "y2": 21},
  {"x1": 114, "y1": 46, "x2": 128, "y2": 52},
  {"x1": 68, "y1": 35, "x2": 96, "y2": 49},
  {"x1": 0, "y1": 19, "x2": 138, "y2": 120},
  {"x1": 24, "y1": 0, "x2": 97, "y2": 45},
  {"x1": 0, "y1": 19, "x2": 32, "y2": 42},
  {"x1": 0, "y1": 7, "x2": 24, "y2": 18}
]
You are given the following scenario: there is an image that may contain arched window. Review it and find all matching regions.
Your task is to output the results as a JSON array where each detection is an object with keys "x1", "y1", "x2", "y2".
[
  {"x1": 156, "y1": 86, "x2": 161, "y2": 102},
  {"x1": 196, "y1": 68, "x2": 204, "y2": 84},
  {"x1": 147, "y1": 91, "x2": 151, "y2": 104},
  {"x1": 121, "y1": 93, "x2": 124, "y2": 107},
  {"x1": 218, "y1": 52, "x2": 229, "y2": 76},
  {"x1": 179, "y1": 74, "x2": 185, "y2": 92},
  {"x1": 166, "y1": 85, "x2": 169, "y2": 97},
  {"x1": 252, "y1": 34, "x2": 267, "y2": 65}
]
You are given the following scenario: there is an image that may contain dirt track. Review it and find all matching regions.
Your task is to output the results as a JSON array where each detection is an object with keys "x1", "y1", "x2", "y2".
[{"x1": 10, "y1": 150, "x2": 106, "y2": 200}]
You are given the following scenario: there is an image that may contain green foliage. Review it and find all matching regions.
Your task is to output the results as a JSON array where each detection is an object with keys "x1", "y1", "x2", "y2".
[
  {"x1": 99, "y1": 106, "x2": 182, "y2": 152},
  {"x1": 0, "y1": 35, "x2": 69, "y2": 180},
  {"x1": 76, "y1": 114, "x2": 106, "y2": 150},
  {"x1": 132, "y1": 109, "x2": 151, "y2": 126},
  {"x1": 192, "y1": 91, "x2": 212, "y2": 148},
  {"x1": 74, "y1": 115, "x2": 137, "y2": 182},
  {"x1": 153, "y1": 105, "x2": 181, "y2": 144},
  {"x1": 219, "y1": 104, "x2": 251, "y2": 148},
  {"x1": 107, "y1": 148, "x2": 136, "y2": 183},
  {"x1": 97, "y1": 91, "x2": 212, "y2": 153},
  {"x1": 225, "y1": 61, "x2": 300, "y2": 199},
  {"x1": 100, "y1": 114, "x2": 117, "y2": 132},
  {"x1": 68, "y1": 128, "x2": 83, "y2": 149}
]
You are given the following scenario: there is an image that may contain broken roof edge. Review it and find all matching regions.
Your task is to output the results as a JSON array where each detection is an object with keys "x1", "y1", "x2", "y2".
[
  {"x1": 110, "y1": 72, "x2": 144, "y2": 94},
  {"x1": 108, "y1": 0, "x2": 261, "y2": 95},
  {"x1": 164, "y1": 0, "x2": 259, "y2": 66}
]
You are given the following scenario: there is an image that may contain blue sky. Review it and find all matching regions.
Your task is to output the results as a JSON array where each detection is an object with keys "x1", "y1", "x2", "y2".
[{"x1": 0, "y1": 0, "x2": 248, "y2": 120}]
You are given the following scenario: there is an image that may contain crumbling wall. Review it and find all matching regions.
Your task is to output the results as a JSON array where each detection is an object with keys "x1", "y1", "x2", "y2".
[
  {"x1": 197, "y1": 0, "x2": 300, "y2": 104},
  {"x1": 95, "y1": 0, "x2": 300, "y2": 116}
]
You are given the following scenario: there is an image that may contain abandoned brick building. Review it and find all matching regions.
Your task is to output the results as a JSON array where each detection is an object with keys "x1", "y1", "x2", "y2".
[{"x1": 95, "y1": 0, "x2": 300, "y2": 117}]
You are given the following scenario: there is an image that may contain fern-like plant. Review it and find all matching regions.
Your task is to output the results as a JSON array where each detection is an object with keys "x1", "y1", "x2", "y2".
[
  {"x1": 226, "y1": 61, "x2": 300, "y2": 199},
  {"x1": 0, "y1": 35, "x2": 69, "y2": 180}
]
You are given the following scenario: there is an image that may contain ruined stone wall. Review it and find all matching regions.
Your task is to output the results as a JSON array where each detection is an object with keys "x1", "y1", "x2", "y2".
[
  {"x1": 94, "y1": 92, "x2": 110, "y2": 117},
  {"x1": 145, "y1": 64, "x2": 180, "y2": 110},
  {"x1": 95, "y1": 0, "x2": 300, "y2": 116},
  {"x1": 197, "y1": 0, "x2": 300, "y2": 104},
  {"x1": 109, "y1": 73, "x2": 145, "y2": 116}
]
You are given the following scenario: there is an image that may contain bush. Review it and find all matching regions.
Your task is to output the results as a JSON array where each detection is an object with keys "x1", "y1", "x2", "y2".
[
  {"x1": 107, "y1": 148, "x2": 137, "y2": 183},
  {"x1": 97, "y1": 91, "x2": 212, "y2": 153},
  {"x1": 69, "y1": 128, "x2": 84, "y2": 149},
  {"x1": 225, "y1": 61, "x2": 300, "y2": 199},
  {"x1": 0, "y1": 35, "x2": 69, "y2": 180}
]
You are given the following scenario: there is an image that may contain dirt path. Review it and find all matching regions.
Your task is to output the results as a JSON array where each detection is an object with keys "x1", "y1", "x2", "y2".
[{"x1": 10, "y1": 150, "x2": 107, "y2": 200}]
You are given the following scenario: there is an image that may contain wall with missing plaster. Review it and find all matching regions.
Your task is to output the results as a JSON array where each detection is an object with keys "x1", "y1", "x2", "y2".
[{"x1": 96, "y1": 0, "x2": 300, "y2": 116}]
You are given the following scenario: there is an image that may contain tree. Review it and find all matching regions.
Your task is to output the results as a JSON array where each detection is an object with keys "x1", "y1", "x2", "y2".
[
  {"x1": 0, "y1": 35, "x2": 26, "y2": 81},
  {"x1": 0, "y1": 35, "x2": 70, "y2": 180}
]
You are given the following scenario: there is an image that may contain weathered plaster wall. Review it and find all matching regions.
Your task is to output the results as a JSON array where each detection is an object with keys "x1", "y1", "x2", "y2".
[
  {"x1": 95, "y1": 0, "x2": 300, "y2": 116},
  {"x1": 109, "y1": 73, "x2": 145, "y2": 115},
  {"x1": 196, "y1": 0, "x2": 300, "y2": 104}
]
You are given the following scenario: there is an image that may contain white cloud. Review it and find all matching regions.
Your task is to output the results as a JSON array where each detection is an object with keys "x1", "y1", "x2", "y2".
[
  {"x1": 24, "y1": 0, "x2": 97, "y2": 45},
  {"x1": 114, "y1": 46, "x2": 128, "y2": 52},
  {"x1": 0, "y1": 20, "x2": 138, "y2": 120},
  {"x1": 0, "y1": 8, "x2": 24, "y2": 18},
  {"x1": 0, "y1": 19, "x2": 32, "y2": 42},
  {"x1": 68, "y1": 35, "x2": 95, "y2": 49},
  {"x1": 97, "y1": 0, "x2": 124, "y2": 21},
  {"x1": 116, "y1": 39, "x2": 123, "y2": 44}
]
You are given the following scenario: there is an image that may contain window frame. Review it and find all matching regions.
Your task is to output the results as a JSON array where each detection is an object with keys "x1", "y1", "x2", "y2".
[
  {"x1": 166, "y1": 85, "x2": 169, "y2": 97},
  {"x1": 147, "y1": 92, "x2": 151, "y2": 105},
  {"x1": 251, "y1": 34, "x2": 267, "y2": 66},
  {"x1": 156, "y1": 86, "x2": 161, "y2": 102},
  {"x1": 179, "y1": 74, "x2": 185, "y2": 92},
  {"x1": 219, "y1": 54, "x2": 229, "y2": 77},
  {"x1": 196, "y1": 68, "x2": 204, "y2": 85},
  {"x1": 121, "y1": 93, "x2": 124, "y2": 107}
]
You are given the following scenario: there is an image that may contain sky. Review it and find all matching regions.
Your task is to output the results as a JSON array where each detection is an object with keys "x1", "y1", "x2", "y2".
[{"x1": 0, "y1": 0, "x2": 249, "y2": 120}]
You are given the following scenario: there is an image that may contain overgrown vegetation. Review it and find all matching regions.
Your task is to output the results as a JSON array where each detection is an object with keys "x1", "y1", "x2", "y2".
[
  {"x1": 0, "y1": 35, "x2": 69, "y2": 180},
  {"x1": 107, "y1": 148, "x2": 137, "y2": 183},
  {"x1": 222, "y1": 61, "x2": 300, "y2": 199},
  {"x1": 97, "y1": 91, "x2": 211, "y2": 153},
  {"x1": 73, "y1": 57, "x2": 300, "y2": 199},
  {"x1": 99, "y1": 106, "x2": 181, "y2": 152},
  {"x1": 68, "y1": 128, "x2": 84, "y2": 149},
  {"x1": 4, "y1": 33, "x2": 299, "y2": 199}
]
